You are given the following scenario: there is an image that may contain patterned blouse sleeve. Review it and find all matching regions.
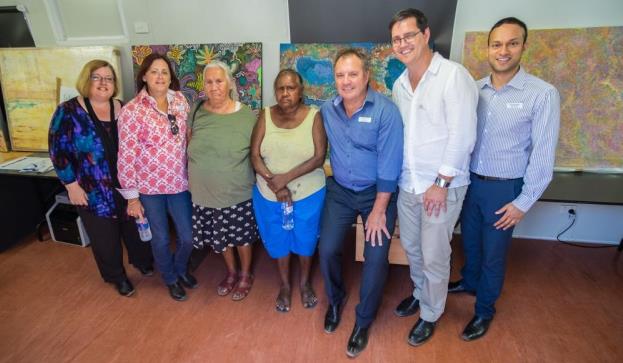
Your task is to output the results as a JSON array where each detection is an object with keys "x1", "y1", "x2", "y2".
[
  {"x1": 116, "y1": 103, "x2": 140, "y2": 198},
  {"x1": 48, "y1": 103, "x2": 77, "y2": 185}
]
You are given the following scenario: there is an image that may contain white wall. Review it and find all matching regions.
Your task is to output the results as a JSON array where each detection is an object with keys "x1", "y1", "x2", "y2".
[
  {"x1": 1, "y1": 0, "x2": 290, "y2": 105},
  {"x1": 451, "y1": 0, "x2": 623, "y2": 245}
]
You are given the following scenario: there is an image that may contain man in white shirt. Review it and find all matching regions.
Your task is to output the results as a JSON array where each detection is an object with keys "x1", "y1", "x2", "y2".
[{"x1": 389, "y1": 8, "x2": 478, "y2": 346}]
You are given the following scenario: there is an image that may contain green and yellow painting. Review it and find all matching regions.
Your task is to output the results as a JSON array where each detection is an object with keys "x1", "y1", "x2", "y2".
[{"x1": 0, "y1": 46, "x2": 122, "y2": 151}]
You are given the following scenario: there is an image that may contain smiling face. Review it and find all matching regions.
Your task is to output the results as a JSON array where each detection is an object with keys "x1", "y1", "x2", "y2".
[
  {"x1": 390, "y1": 17, "x2": 430, "y2": 67},
  {"x1": 275, "y1": 73, "x2": 303, "y2": 110},
  {"x1": 142, "y1": 59, "x2": 171, "y2": 96},
  {"x1": 487, "y1": 23, "x2": 526, "y2": 77},
  {"x1": 334, "y1": 54, "x2": 369, "y2": 105},
  {"x1": 88, "y1": 66, "x2": 115, "y2": 101},
  {"x1": 203, "y1": 66, "x2": 232, "y2": 104}
]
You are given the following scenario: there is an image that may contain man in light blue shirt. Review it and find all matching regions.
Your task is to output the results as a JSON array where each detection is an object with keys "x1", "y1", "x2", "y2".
[
  {"x1": 319, "y1": 48, "x2": 403, "y2": 358},
  {"x1": 448, "y1": 17, "x2": 560, "y2": 341}
]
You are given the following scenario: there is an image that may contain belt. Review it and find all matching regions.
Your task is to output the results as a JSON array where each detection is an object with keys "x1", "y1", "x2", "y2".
[{"x1": 472, "y1": 172, "x2": 515, "y2": 181}]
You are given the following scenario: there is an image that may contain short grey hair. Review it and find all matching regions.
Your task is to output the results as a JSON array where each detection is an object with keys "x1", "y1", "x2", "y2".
[{"x1": 202, "y1": 61, "x2": 239, "y2": 101}]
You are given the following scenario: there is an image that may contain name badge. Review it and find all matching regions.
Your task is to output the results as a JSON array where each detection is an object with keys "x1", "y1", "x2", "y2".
[
  {"x1": 506, "y1": 102, "x2": 523, "y2": 109},
  {"x1": 358, "y1": 116, "x2": 372, "y2": 123}
]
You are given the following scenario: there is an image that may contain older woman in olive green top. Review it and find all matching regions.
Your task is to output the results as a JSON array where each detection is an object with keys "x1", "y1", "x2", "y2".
[{"x1": 187, "y1": 61, "x2": 258, "y2": 301}]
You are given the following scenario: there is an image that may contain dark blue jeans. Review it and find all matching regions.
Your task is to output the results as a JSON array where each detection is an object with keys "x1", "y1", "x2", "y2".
[
  {"x1": 459, "y1": 174, "x2": 523, "y2": 319},
  {"x1": 140, "y1": 191, "x2": 194, "y2": 285},
  {"x1": 318, "y1": 177, "x2": 397, "y2": 328}
]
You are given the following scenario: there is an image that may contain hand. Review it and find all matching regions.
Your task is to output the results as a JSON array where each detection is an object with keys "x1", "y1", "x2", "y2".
[
  {"x1": 494, "y1": 203, "x2": 525, "y2": 230},
  {"x1": 127, "y1": 198, "x2": 144, "y2": 220},
  {"x1": 267, "y1": 173, "x2": 290, "y2": 194},
  {"x1": 423, "y1": 185, "x2": 448, "y2": 217},
  {"x1": 275, "y1": 188, "x2": 292, "y2": 205},
  {"x1": 365, "y1": 208, "x2": 390, "y2": 247},
  {"x1": 65, "y1": 182, "x2": 88, "y2": 206}
]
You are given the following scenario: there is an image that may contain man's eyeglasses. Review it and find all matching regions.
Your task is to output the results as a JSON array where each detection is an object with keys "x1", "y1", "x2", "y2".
[
  {"x1": 90, "y1": 75, "x2": 115, "y2": 84},
  {"x1": 167, "y1": 114, "x2": 179, "y2": 135},
  {"x1": 391, "y1": 31, "x2": 422, "y2": 47}
]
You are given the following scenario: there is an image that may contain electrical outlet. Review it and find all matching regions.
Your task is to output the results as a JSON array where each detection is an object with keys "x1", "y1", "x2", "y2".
[{"x1": 560, "y1": 204, "x2": 577, "y2": 214}]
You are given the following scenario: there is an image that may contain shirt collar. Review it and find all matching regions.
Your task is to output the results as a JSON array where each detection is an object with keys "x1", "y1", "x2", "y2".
[
  {"x1": 398, "y1": 52, "x2": 443, "y2": 91},
  {"x1": 139, "y1": 88, "x2": 176, "y2": 109},
  {"x1": 482, "y1": 66, "x2": 527, "y2": 90}
]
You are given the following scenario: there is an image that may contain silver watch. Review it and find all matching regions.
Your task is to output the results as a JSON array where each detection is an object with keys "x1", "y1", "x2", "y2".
[{"x1": 434, "y1": 176, "x2": 451, "y2": 188}]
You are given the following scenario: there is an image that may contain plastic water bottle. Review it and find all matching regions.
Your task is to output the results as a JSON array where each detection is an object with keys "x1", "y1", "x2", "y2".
[
  {"x1": 281, "y1": 202, "x2": 294, "y2": 230},
  {"x1": 136, "y1": 217, "x2": 152, "y2": 242}
]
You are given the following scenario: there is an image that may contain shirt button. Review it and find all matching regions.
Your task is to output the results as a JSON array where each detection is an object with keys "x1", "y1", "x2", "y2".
[
  {"x1": 488, "y1": 112, "x2": 491, "y2": 116},
  {"x1": 484, "y1": 129, "x2": 488, "y2": 133}
]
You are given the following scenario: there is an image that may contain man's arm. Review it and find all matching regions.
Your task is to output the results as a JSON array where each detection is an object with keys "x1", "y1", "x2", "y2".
[
  {"x1": 365, "y1": 104, "x2": 403, "y2": 245},
  {"x1": 495, "y1": 87, "x2": 560, "y2": 230},
  {"x1": 424, "y1": 67, "x2": 478, "y2": 217}
]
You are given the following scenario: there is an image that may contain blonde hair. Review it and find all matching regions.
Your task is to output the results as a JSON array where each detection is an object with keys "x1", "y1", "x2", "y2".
[
  {"x1": 202, "y1": 61, "x2": 239, "y2": 101},
  {"x1": 75, "y1": 59, "x2": 119, "y2": 98}
]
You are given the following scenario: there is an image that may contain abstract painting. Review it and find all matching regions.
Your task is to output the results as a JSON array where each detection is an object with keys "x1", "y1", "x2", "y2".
[
  {"x1": 463, "y1": 26, "x2": 623, "y2": 171},
  {"x1": 131, "y1": 43, "x2": 262, "y2": 112},
  {"x1": 280, "y1": 43, "x2": 405, "y2": 106},
  {"x1": 0, "y1": 46, "x2": 122, "y2": 151}
]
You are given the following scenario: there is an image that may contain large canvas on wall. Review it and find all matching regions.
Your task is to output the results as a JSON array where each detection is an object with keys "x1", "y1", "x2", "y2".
[
  {"x1": 0, "y1": 47, "x2": 122, "y2": 151},
  {"x1": 463, "y1": 26, "x2": 623, "y2": 171},
  {"x1": 280, "y1": 43, "x2": 405, "y2": 106},
  {"x1": 131, "y1": 43, "x2": 262, "y2": 112}
]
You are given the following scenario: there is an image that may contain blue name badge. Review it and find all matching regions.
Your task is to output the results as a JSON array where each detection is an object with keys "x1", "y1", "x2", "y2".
[{"x1": 358, "y1": 116, "x2": 372, "y2": 123}]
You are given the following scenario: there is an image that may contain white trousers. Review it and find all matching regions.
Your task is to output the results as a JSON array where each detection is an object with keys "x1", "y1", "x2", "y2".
[{"x1": 397, "y1": 186, "x2": 467, "y2": 322}]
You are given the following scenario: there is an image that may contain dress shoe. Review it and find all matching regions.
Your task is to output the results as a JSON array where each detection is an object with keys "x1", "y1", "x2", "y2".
[
  {"x1": 137, "y1": 265, "x2": 154, "y2": 276},
  {"x1": 447, "y1": 280, "x2": 475, "y2": 295},
  {"x1": 394, "y1": 295, "x2": 420, "y2": 317},
  {"x1": 167, "y1": 282, "x2": 187, "y2": 301},
  {"x1": 407, "y1": 318, "x2": 436, "y2": 346},
  {"x1": 346, "y1": 325, "x2": 369, "y2": 358},
  {"x1": 324, "y1": 300, "x2": 344, "y2": 333},
  {"x1": 178, "y1": 272, "x2": 198, "y2": 289},
  {"x1": 114, "y1": 278, "x2": 135, "y2": 297},
  {"x1": 461, "y1": 315, "x2": 492, "y2": 341}
]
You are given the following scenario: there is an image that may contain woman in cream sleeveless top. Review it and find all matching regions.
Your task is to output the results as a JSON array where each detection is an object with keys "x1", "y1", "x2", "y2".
[{"x1": 251, "y1": 69, "x2": 327, "y2": 313}]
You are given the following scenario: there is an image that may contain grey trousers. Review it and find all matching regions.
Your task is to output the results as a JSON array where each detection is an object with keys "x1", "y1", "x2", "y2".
[{"x1": 397, "y1": 186, "x2": 467, "y2": 322}]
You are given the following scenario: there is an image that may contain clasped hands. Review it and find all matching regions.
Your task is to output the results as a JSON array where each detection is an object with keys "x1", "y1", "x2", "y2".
[{"x1": 264, "y1": 172, "x2": 292, "y2": 205}]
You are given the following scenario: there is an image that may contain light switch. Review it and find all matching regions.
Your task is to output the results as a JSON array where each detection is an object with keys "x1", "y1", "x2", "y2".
[{"x1": 134, "y1": 22, "x2": 149, "y2": 34}]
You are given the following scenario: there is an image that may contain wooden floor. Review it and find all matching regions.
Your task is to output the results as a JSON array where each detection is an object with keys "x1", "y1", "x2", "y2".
[{"x1": 1, "y1": 231, "x2": 622, "y2": 363}]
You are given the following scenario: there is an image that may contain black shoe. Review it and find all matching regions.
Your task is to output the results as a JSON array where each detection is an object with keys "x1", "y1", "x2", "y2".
[
  {"x1": 178, "y1": 272, "x2": 198, "y2": 289},
  {"x1": 448, "y1": 279, "x2": 475, "y2": 295},
  {"x1": 394, "y1": 295, "x2": 420, "y2": 317},
  {"x1": 461, "y1": 316, "x2": 492, "y2": 341},
  {"x1": 324, "y1": 300, "x2": 344, "y2": 333},
  {"x1": 167, "y1": 282, "x2": 187, "y2": 301},
  {"x1": 114, "y1": 278, "x2": 135, "y2": 297},
  {"x1": 137, "y1": 265, "x2": 154, "y2": 276},
  {"x1": 407, "y1": 318, "x2": 436, "y2": 346},
  {"x1": 346, "y1": 325, "x2": 369, "y2": 358}
]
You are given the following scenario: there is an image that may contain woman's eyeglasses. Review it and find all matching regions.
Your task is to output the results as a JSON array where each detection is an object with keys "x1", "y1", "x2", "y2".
[{"x1": 167, "y1": 114, "x2": 179, "y2": 135}]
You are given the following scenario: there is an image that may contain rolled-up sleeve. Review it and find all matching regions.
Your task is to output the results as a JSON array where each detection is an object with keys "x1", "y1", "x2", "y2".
[
  {"x1": 376, "y1": 104, "x2": 404, "y2": 192},
  {"x1": 438, "y1": 67, "x2": 478, "y2": 177},
  {"x1": 116, "y1": 105, "x2": 140, "y2": 199}
]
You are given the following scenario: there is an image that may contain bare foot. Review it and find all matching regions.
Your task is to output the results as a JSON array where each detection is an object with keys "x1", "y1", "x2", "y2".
[
  {"x1": 276, "y1": 285, "x2": 291, "y2": 312},
  {"x1": 300, "y1": 282, "x2": 318, "y2": 309}
]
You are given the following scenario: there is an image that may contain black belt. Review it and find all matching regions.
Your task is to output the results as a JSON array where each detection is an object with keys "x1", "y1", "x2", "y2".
[{"x1": 472, "y1": 172, "x2": 516, "y2": 181}]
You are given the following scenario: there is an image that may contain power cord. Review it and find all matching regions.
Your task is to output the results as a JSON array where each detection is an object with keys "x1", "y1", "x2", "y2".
[{"x1": 557, "y1": 209, "x2": 616, "y2": 249}]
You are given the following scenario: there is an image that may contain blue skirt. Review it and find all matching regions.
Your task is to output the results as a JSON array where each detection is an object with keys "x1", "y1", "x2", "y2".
[{"x1": 252, "y1": 185, "x2": 326, "y2": 258}]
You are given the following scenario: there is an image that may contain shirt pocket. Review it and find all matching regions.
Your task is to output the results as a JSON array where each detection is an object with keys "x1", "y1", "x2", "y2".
[{"x1": 354, "y1": 125, "x2": 377, "y2": 151}]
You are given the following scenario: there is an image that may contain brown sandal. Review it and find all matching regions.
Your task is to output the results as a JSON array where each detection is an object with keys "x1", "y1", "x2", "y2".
[
  {"x1": 231, "y1": 274, "x2": 254, "y2": 301},
  {"x1": 217, "y1": 272, "x2": 238, "y2": 296}
]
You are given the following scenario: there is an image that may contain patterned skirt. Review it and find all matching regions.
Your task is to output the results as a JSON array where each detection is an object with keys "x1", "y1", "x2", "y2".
[{"x1": 191, "y1": 199, "x2": 258, "y2": 253}]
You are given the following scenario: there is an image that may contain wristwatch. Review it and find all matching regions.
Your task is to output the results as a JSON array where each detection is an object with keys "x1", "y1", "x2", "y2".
[{"x1": 434, "y1": 176, "x2": 451, "y2": 188}]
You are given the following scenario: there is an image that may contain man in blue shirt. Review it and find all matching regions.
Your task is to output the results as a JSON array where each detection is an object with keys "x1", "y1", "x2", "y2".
[
  {"x1": 448, "y1": 17, "x2": 560, "y2": 341},
  {"x1": 319, "y1": 48, "x2": 403, "y2": 358}
]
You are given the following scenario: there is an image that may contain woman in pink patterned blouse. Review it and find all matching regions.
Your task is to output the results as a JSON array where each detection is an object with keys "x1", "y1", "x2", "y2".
[{"x1": 117, "y1": 53, "x2": 196, "y2": 301}]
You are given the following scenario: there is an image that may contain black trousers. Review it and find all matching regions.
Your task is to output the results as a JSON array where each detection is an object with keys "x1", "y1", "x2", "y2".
[{"x1": 78, "y1": 209, "x2": 153, "y2": 283}]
